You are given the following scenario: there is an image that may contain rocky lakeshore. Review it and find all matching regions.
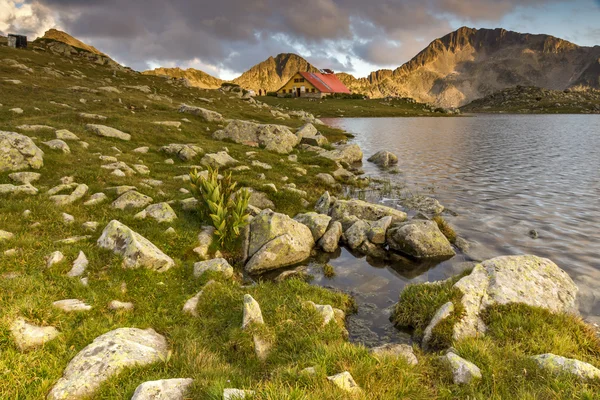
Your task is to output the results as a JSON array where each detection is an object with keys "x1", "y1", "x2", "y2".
[{"x1": 1, "y1": 37, "x2": 600, "y2": 400}]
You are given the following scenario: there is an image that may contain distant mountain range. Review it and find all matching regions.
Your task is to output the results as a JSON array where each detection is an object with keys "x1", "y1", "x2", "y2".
[{"x1": 33, "y1": 27, "x2": 600, "y2": 108}]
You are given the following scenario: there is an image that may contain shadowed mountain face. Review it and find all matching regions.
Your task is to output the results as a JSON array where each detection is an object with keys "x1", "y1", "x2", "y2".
[
  {"x1": 345, "y1": 27, "x2": 600, "y2": 107},
  {"x1": 142, "y1": 67, "x2": 224, "y2": 89},
  {"x1": 232, "y1": 53, "x2": 320, "y2": 92}
]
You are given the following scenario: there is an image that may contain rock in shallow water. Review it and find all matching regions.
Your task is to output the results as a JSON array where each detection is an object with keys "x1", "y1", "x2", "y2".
[
  {"x1": 47, "y1": 328, "x2": 169, "y2": 400},
  {"x1": 386, "y1": 220, "x2": 455, "y2": 259}
]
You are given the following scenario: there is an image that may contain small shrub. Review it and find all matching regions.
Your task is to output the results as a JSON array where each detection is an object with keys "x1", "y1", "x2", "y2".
[
  {"x1": 189, "y1": 167, "x2": 251, "y2": 249},
  {"x1": 266, "y1": 91, "x2": 277, "y2": 97},
  {"x1": 432, "y1": 215, "x2": 456, "y2": 244},
  {"x1": 323, "y1": 264, "x2": 336, "y2": 278}
]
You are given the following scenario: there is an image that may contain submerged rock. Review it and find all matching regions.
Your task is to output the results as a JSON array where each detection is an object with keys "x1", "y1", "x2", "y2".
[
  {"x1": 97, "y1": 220, "x2": 174, "y2": 272},
  {"x1": 0, "y1": 131, "x2": 44, "y2": 172},
  {"x1": 386, "y1": 220, "x2": 455, "y2": 259},
  {"x1": 368, "y1": 150, "x2": 398, "y2": 167},
  {"x1": 47, "y1": 328, "x2": 169, "y2": 400}
]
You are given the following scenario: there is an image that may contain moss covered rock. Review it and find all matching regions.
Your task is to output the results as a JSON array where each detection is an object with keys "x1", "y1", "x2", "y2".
[{"x1": 387, "y1": 220, "x2": 455, "y2": 259}]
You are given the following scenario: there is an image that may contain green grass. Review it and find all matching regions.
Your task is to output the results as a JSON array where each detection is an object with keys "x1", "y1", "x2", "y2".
[
  {"x1": 261, "y1": 96, "x2": 453, "y2": 118},
  {"x1": 432, "y1": 215, "x2": 457, "y2": 244},
  {"x1": 1, "y1": 42, "x2": 600, "y2": 399}
]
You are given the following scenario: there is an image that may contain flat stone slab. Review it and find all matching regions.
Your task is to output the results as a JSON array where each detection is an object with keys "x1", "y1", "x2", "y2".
[
  {"x1": 11, "y1": 318, "x2": 60, "y2": 351},
  {"x1": 86, "y1": 124, "x2": 131, "y2": 141},
  {"x1": 131, "y1": 378, "x2": 193, "y2": 400},
  {"x1": 47, "y1": 328, "x2": 169, "y2": 400}
]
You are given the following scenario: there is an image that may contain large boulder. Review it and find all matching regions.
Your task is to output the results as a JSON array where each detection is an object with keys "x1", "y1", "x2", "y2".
[
  {"x1": 386, "y1": 220, "x2": 455, "y2": 259},
  {"x1": 213, "y1": 120, "x2": 299, "y2": 154},
  {"x1": 451, "y1": 255, "x2": 578, "y2": 341},
  {"x1": 368, "y1": 150, "x2": 398, "y2": 167},
  {"x1": 320, "y1": 144, "x2": 363, "y2": 164},
  {"x1": 245, "y1": 209, "x2": 314, "y2": 273},
  {"x1": 293, "y1": 212, "x2": 332, "y2": 241},
  {"x1": 0, "y1": 131, "x2": 44, "y2": 172},
  {"x1": 97, "y1": 220, "x2": 175, "y2": 271},
  {"x1": 47, "y1": 328, "x2": 169, "y2": 400},
  {"x1": 179, "y1": 104, "x2": 223, "y2": 122},
  {"x1": 330, "y1": 199, "x2": 407, "y2": 224},
  {"x1": 85, "y1": 124, "x2": 131, "y2": 141}
]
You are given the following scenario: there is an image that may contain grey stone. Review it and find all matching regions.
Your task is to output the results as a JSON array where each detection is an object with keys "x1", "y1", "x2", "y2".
[
  {"x1": 111, "y1": 191, "x2": 153, "y2": 210},
  {"x1": 47, "y1": 328, "x2": 169, "y2": 400},
  {"x1": 67, "y1": 251, "x2": 88, "y2": 278},
  {"x1": 320, "y1": 144, "x2": 363, "y2": 164},
  {"x1": 368, "y1": 216, "x2": 393, "y2": 244},
  {"x1": 42, "y1": 140, "x2": 71, "y2": 153},
  {"x1": 11, "y1": 318, "x2": 60, "y2": 351},
  {"x1": 52, "y1": 299, "x2": 92, "y2": 312},
  {"x1": 294, "y1": 212, "x2": 332, "y2": 241},
  {"x1": 135, "y1": 203, "x2": 177, "y2": 223},
  {"x1": 327, "y1": 371, "x2": 361, "y2": 394},
  {"x1": 422, "y1": 301, "x2": 454, "y2": 348},
  {"x1": 442, "y1": 352, "x2": 482, "y2": 384},
  {"x1": 86, "y1": 124, "x2": 131, "y2": 141},
  {"x1": 344, "y1": 220, "x2": 370, "y2": 249},
  {"x1": 242, "y1": 294, "x2": 264, "y2": 329},
  {"x1": 179, "y1": 104, "x2": 223, "y2": 122},
  {"x1": 318, "y1": 221, "x2": 343, "y2": 253},
  {"x1": 331, "y1": 199, "x2": 407, "y2": 224},
  {"x1": 370, "y1": 343, "x2": 418, "y2": 365},
  {"x1": 131, "y1": 378, "x2": 193, "y2": 400},
  {"x1": 0, "y1": 131, "x2": 44, "y2": 172},
  {"x1": 97, "y1": 220, "x2": 174, "y2": 272},
  {"x1": 193, "y1": 258, "x2": 233, "y2": 279},
  {"x1": 452, "y1": 255, "x2": 578, "y2": 341},
  {"x1": 245, "y1": 209, "x2": 314, "y2": 273},
  {"x1": 201, "y1": 151, "x2": 239, "y2": 169},
  {"x1": 531, "y1": 354, "x2": 600, "y2": 380},
  {"x1": 386, "y1": 220, "x2": 455, "y2": 259},
  {"x1": 314, "y1": 191, "x2": 332, "y2": 215},
  {"x1": 368, "y1": 150, "x2": 398, "y2": 167}
]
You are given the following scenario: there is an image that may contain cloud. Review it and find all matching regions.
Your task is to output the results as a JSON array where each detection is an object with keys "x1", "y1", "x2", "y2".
[{"x1": 0, "y1": 0, "x2": 578, "y2": 77}]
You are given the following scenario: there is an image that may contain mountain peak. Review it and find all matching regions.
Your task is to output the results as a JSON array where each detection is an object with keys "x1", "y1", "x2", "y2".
[{"x1": 41, "y1": 29, "x2": 106, "y2": 57}]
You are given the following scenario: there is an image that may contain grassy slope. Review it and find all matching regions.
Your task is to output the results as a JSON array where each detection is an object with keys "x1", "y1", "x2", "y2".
[
  {"x1": 260, "y1": 96, "x2": 450, "y2": 118},
  {"x1": 1, "y1": 44, "x2": 599, "y2": 399}
]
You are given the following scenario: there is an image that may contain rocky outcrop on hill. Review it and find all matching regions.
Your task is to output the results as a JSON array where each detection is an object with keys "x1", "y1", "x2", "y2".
[
  {"x1": 233, "y1": 53, "x2": 319, "y2": 92},
  {"x1": 143, "y1": 67, "x2": 224, "y2": 89}
]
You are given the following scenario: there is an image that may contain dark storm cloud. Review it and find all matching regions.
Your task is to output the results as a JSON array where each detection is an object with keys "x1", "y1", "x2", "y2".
[{"x1": 29, "y1": 0, "x2": 562, "y2": 73}]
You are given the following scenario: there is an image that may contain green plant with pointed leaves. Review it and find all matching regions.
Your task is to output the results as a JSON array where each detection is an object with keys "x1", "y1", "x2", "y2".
[{"x1": 190, "y1": 167, "x2": 251, "y2": 248}]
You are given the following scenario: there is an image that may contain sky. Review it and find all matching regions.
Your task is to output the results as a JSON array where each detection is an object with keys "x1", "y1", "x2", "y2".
[{"x1": 1, "y1": 0, "x2": 600, "y2": 79}]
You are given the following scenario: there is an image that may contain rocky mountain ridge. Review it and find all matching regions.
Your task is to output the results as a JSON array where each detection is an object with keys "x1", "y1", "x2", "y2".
[
  {"x1": 26, "y1": 27, "x2": 600, "y2": 108},
  {"x1": 142, "y1": 67, "x2": 224, "y2": 89}
]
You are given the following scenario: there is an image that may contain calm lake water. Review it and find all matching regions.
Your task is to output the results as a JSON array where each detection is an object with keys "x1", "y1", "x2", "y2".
[{"x1": 311, "y1": 114, "x2": 600, "y2": 346}]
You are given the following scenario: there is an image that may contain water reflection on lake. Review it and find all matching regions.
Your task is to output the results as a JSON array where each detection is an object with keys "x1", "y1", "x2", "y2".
[{"x1": 311, "y1": 114, "x2": 600, "y2": 345}]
